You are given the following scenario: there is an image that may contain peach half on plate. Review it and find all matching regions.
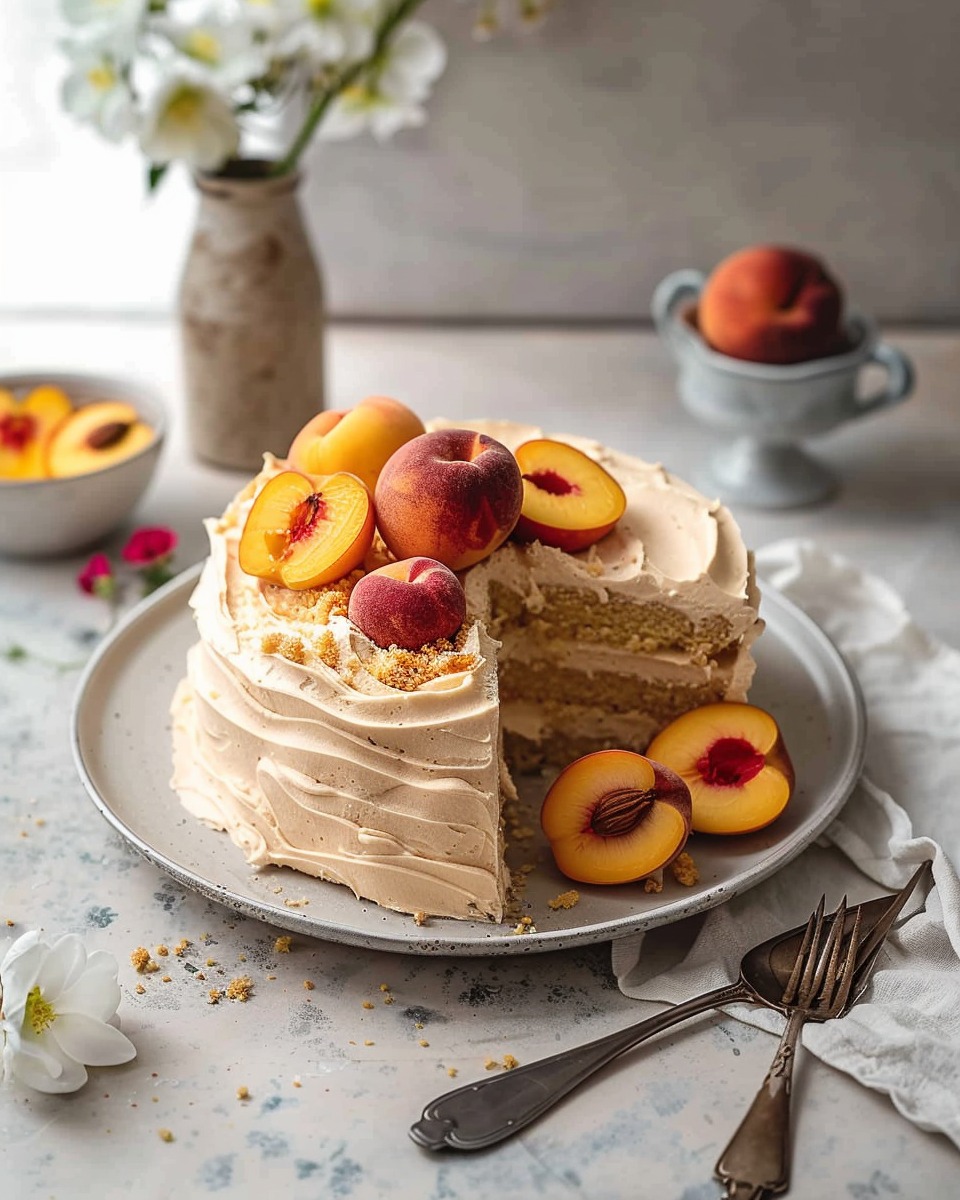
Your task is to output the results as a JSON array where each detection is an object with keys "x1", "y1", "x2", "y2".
[{"x1": 0, "y1": 372, "x2": 165, "y2": 559}]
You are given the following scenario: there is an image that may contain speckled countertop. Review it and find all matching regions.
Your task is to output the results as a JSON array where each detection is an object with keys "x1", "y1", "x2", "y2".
[{"x1": 2, "y1": 320, "x2": 958, "y2": 1198}]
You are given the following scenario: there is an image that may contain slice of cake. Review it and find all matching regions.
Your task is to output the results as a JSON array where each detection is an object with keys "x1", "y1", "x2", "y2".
[{"x1": 171, "y1": 404, "x2": 762, "y2": 923}]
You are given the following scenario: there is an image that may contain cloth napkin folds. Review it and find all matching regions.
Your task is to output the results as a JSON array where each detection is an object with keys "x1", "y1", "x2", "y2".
[{"x1": 612, "y1": 539, "x2": 960, "y2": 1148}]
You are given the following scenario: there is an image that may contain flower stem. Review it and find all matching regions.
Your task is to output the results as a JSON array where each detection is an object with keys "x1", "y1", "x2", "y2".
[{"x1": 272, "y1": 0, "x2": 427, "y2": 177}]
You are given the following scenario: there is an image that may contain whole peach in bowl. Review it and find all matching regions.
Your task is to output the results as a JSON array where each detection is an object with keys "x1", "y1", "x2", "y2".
[
  {"x1": 374, "y1": 429, "x2": 523, "y2": 571},
  {"x1": 652, "y1": 247, "x2": 915, "y2": 508},
  {"x1": 0, "y1": 372, "x2": 166, "y2": 558}
]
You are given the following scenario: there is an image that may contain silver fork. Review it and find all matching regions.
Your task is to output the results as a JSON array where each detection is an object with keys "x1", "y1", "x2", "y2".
[{"x1": 714, "y1": 895, "x2": 863, "y2": 1200}]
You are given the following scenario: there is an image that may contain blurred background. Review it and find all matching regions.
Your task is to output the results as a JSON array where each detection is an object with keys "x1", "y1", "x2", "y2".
[{"x1": 2, "y1": 0, "x2": 958, "y2": 322}]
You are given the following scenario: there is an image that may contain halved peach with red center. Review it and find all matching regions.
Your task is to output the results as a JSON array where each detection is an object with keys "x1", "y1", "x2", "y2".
[
  {"x1": 0, "y1": 386, "x2": 73, "y2": 480},
  {"x1": 287, "y1": 396, "x2": 426, "y2": 493},
  {"x1": 46, "y1": 400, "x2": 154, "y2": 478},
  {"x1": 239, "y1": 469, "x2": 375, "y2": 589},
  {"x1": 512, "y1": 439, "x2": 627, "y2": 553},
  {"x1": 541, "y1": 750, "x2": 692, "y2": 885},
  {"x1": 646, "y1": 702, "x2": 795, "y2": 835}
]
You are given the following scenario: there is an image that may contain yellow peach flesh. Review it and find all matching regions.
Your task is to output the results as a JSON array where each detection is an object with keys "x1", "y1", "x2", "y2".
[{"x1": 0, "y1": 386, "x2": 74, "y2": 480}]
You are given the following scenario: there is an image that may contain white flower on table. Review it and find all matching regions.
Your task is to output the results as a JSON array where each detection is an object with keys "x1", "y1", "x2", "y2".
[
  {"x1": 61, "y1": 47, "x2": 138, "y2": 142},
  {"x1": 151, "y1": 5, "x2": 273, "y2": 90},
  {"x1": 275, "y1": 0, "x2": 381, "y2": 68},
  {"x1": 320, "y1": 20, "x2": 447, "y2": 142},
  {"x1": 0, "y1": 931, "x2": 136, "y2": 1095},
  {"x1": 139, "y1": 72, "x2": 240, "y2": 170}
]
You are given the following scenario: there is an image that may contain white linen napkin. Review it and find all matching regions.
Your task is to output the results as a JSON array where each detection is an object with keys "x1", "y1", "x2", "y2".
[{"x1": 612, "y1": 539, "x2": 960, "y2": 1148}]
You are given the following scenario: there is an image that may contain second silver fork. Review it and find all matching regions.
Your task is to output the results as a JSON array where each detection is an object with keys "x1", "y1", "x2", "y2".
[{"x1": 714, "y1": 895, "x2": 863, "y2": 1200}]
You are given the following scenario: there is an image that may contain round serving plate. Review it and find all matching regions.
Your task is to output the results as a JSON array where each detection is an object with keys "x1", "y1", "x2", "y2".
[{"x1": 71, "y1": 564, "x2": 865, "y2": 956}]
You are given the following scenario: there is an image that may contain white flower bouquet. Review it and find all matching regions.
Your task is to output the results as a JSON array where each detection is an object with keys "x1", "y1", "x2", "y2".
[{"x1": 58, "y1": 0, "x2": 551, "y2": 185}]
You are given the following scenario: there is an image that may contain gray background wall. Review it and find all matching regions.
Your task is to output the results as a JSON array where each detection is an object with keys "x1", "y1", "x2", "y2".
[{"x1": 298, "y1": 0, "x2": 960, "y2": 322}]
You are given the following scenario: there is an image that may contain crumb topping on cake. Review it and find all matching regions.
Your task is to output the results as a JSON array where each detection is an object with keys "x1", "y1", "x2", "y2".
[
  {"x1": 262, "y1": 570, "x2": 362, "y2": 624},
  {"x1": 360, "y1": 626, "x2": 478, "y2": 691}
]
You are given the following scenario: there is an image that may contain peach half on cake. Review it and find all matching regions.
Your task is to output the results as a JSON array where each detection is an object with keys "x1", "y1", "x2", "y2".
[
  {"x1": 646, "y1": 702, "x2": 795, "y2": 835},
  {"x1": 286, "y1": 395, "x2": 425, "y2": 493},
  {"x1": 541, "y1": 750, "x2": 692, "y2": 885},
  {"x1": 375, "y1": 428, "x2": 524, "y2": 571},
  {"x1": 513, "y1": 438, "x2": 627, "y2": 552},
  {"x1": 239, "y1": 469, "x2": 375, "y2": 589},
  {"x1": 348, "y1": 556, "x2": 467, "y2": 650},
  {"x1": 0, "y1": 385, "x2": 73, "y2": 480}
]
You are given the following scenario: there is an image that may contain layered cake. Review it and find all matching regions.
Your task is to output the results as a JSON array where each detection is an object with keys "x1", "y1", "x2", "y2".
[{"x1": 171, "y1": 402, "x2": 762, "y2": 922}]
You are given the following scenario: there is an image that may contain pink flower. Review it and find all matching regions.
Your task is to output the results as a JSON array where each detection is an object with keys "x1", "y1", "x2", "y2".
[
  {"x1": 77, "y1": 553, "x2": 115, "y2": 599},
  {"x1": 121, "y1": 526, "x2": 178, "y2": 567}
]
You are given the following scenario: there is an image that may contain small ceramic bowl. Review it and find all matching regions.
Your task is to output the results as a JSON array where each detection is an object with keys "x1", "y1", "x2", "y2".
[
  {"x1": 652, "y1": 269, "x2": 915, "y2": 507},
  {"x1": 0, "y1": 371, "x2": 166, "y2": 558}
]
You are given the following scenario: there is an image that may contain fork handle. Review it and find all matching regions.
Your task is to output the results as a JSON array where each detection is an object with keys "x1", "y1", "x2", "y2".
[
  {"x1": 410, "y1": 981, "x2": 751, "y2": 1152},
  {"x1": 714, "y1": 1009, "x2": 806, "y2": 1198}
]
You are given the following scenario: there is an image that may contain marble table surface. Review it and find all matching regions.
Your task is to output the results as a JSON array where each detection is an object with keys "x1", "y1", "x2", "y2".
[{"x1": 2, "y1": 317, "x2": 958, "y2": 1198}]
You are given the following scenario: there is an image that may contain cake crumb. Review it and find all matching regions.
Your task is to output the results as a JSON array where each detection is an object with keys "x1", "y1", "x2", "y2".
[
  {"x1": 414, "y1": 1022, "x2": 424, "y2": 1030},
  {"x1": 292, "y1": 1078, "x2": 302, "y2": 1088},
  {"x1": 196, "y1": 972, "x2": 206, "y2": 981},
  {"x1": 418, "y1": 1039, "x2": 429, "y2": 1048},
  {"x1": 446, "y1": 1067, "x2": 458, "y2": 1078},
  {"x1": 413, "y1": 911, "x2": 428, "y2": 927},
  {"x1": 283, "y1": 897, "x2": 309, "y2": 908},
  {"x1": 236, "y1": 1086, "x2": 250, "y2": 1101},
  {"x1": 161, "y1": 975, "x2": 172, "y2": 984},
  {"x1": 135, "y1": 983, "x2": 146, "y2": 995},
  {"x1": 261, "y1": 632, "x2": 308, "y2": 664},
  {"x1": 227, "y1": 977, "x2": 254, "y2": 1001},
  {"x1": 35, "y1": 817, "x2": 46, "y2": 827},
  {"x1": 511, "y1": 916, "x2": 537, "y2": 935},
  {"x1": 267, "y1": 974, "x2": 277, "y2": 981},
  {"x1": 483, "y1": 1057, "x2": 498, "y2": 1071},
  {"x1": 643, "y1": 875, "x2": 664, "y2": 894},
  {"x1": 383, "y1": 994, "x2": 395, "y2": 1005},
  {"x1": 155, "y1": 944, "x2": 169, "y2": 957},
  {"x1": 274, "y1": 935, "x2": 293, "y2": 953},
  {"x1": 362, "y1": 1000, "x2": 375, "y2": 1010},
  {"x1": 238, "y1": 954, "x2": 247, "y2": 962},
  {"x1": 671, "y1": 851, "x2": 699, "y2": 887},
  {"x1": 547, "y1": 889, "x2": 581, "y2": 911},
  {"x1": 303, "y1": 979, "x2": 315, "y2": 991},
  {"x1": 130, "y1": 947, "x2": 159, "y2": 974},
  {"x1": 379, "y1": 983, "x2": 390, "y2": 992},
  {"x1": 173, "y1": 939, "x2": 190, "y2": 957},
  {"x1": 4, "y1": 919, "x2": 13, "y2": 927},
  {"x1": 502, "y1": 1054, "x2": 519, "y2": 1070},
  {"x1": 364, "y1": 1039, "x2": 375, "y2": 1046},
  {"x1": 208, "y1": 989, "x2": 224, "y2": 1004},
  {"x1": 205, "y1": 958, "x2": 216, "y2": 967},
  {"x1": 158, "y1": 1129, "x2": 174, "y2": 1142}
]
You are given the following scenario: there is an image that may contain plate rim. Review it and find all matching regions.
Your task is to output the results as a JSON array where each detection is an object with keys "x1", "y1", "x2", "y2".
[{"x1": 70, "y1": 563, "x2": 866, "y2": 956}]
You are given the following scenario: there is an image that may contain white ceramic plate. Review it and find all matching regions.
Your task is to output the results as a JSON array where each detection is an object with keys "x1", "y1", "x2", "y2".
[{"x1": 72, "y1": 565, "x2": 865, "y2": 956}]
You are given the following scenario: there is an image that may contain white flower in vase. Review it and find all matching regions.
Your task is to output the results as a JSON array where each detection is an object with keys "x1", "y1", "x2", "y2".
[
  {"x1": 0, "y1": 930, "x2": 136, "y2": 1095},
  {"x1": 140, "y1": 72, "x2": 241, "y2": 170},
  {"x1": 60, "y1": 0, "x2": 148, "y2": 58},
  {"x1": 61, "y1": 47, "x2": 138, "y2": 141},
  {"x1": 276, "y1": 0, "x2": 381, "y2": 68},
  {"x1": 151, "y1": 5, "x2": 274, "y2": 90},
  {"x1": 320, "y1": 20, "x2": 446, "y2": 142}
]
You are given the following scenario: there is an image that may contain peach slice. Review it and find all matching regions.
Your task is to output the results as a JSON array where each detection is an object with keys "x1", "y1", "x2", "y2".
[
  {"x1": 541, "y1": 750, "x2": 692, "y2": 885},
  {"x1": 45, "y1": 400, "x2": 154, "y2": 478},
  {"x1": 238, "y1": 469, "x2": 375, "y2": 590},
  {"x1": 375, "y1": 428, "x2": 523, "y2": 571},
  {"x1": 348, "y1": 556, "x2": 467, "y2": 649},
  {"x1": 512, "y1": 439, "x2": 627, "y2": 552},
  {"x1": 646, "y1": 702, "x2": 795, "y2": 835},
  {"x1": 287, "y1": 396, "x2": 426, "y2": 493},
  {"x1": 0, "y1": 386, "x2": 73, "y2": 480}
]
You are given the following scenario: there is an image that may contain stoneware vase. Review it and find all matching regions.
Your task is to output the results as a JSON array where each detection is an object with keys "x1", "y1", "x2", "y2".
[
  {"x1": 178, "y1": 164, "x2": 324, "y2": 471},
  {"x1": 652, "y1": 269, "x2": 915, "y2": 508}
]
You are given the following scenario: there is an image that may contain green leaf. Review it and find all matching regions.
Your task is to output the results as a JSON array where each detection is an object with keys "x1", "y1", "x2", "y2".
[{"x1": 147, "y1": 163, "x2": 169, "y2": 194}]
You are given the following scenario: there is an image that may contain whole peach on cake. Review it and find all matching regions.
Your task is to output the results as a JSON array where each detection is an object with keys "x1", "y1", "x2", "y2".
[
  {"x1": 0, "y1": 386, "x2": 72, "y2": 480},
  {"x1": 646, "y1": 702, "x2": 794, "y2": 835},
  {"x1": 541, "y1": 750, "x2": 692, "y2": 885},
  {"x1": 286, "y1": 396, "x2": 425, "y2": 493},
  {"x1": 513, "y1": 439, "x2": 627, "y2": 552},
  {"x1": 46, "y1": 400, "x2": 154, "y2": 478},
  {"x1": 374, "y1": 429, "x2": 523, "y2": 571},
  {"x1": 348, "y1": 557, "x2": 467, "y2": 650},
  {"x1": 698, "y1": 245, "x2": 845, "y2": 365},
  {"x1": 239, "y1": 469, "x2": 375, "y2": 590}
]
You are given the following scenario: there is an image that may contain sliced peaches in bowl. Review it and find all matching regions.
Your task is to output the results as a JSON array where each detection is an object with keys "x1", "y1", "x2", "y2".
[
  {"x1": 512, "y1": 439, "x2": 626, "y2": 553},
  {"x1": 0, "y1": 385, "x2": 73, "y2": 480},
  {"x1": 646, "y1": 702, "x2": 795, "y2": 835},
  {"x1": 239, "y1": 469, "x2": 375, "y2": 590}
]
